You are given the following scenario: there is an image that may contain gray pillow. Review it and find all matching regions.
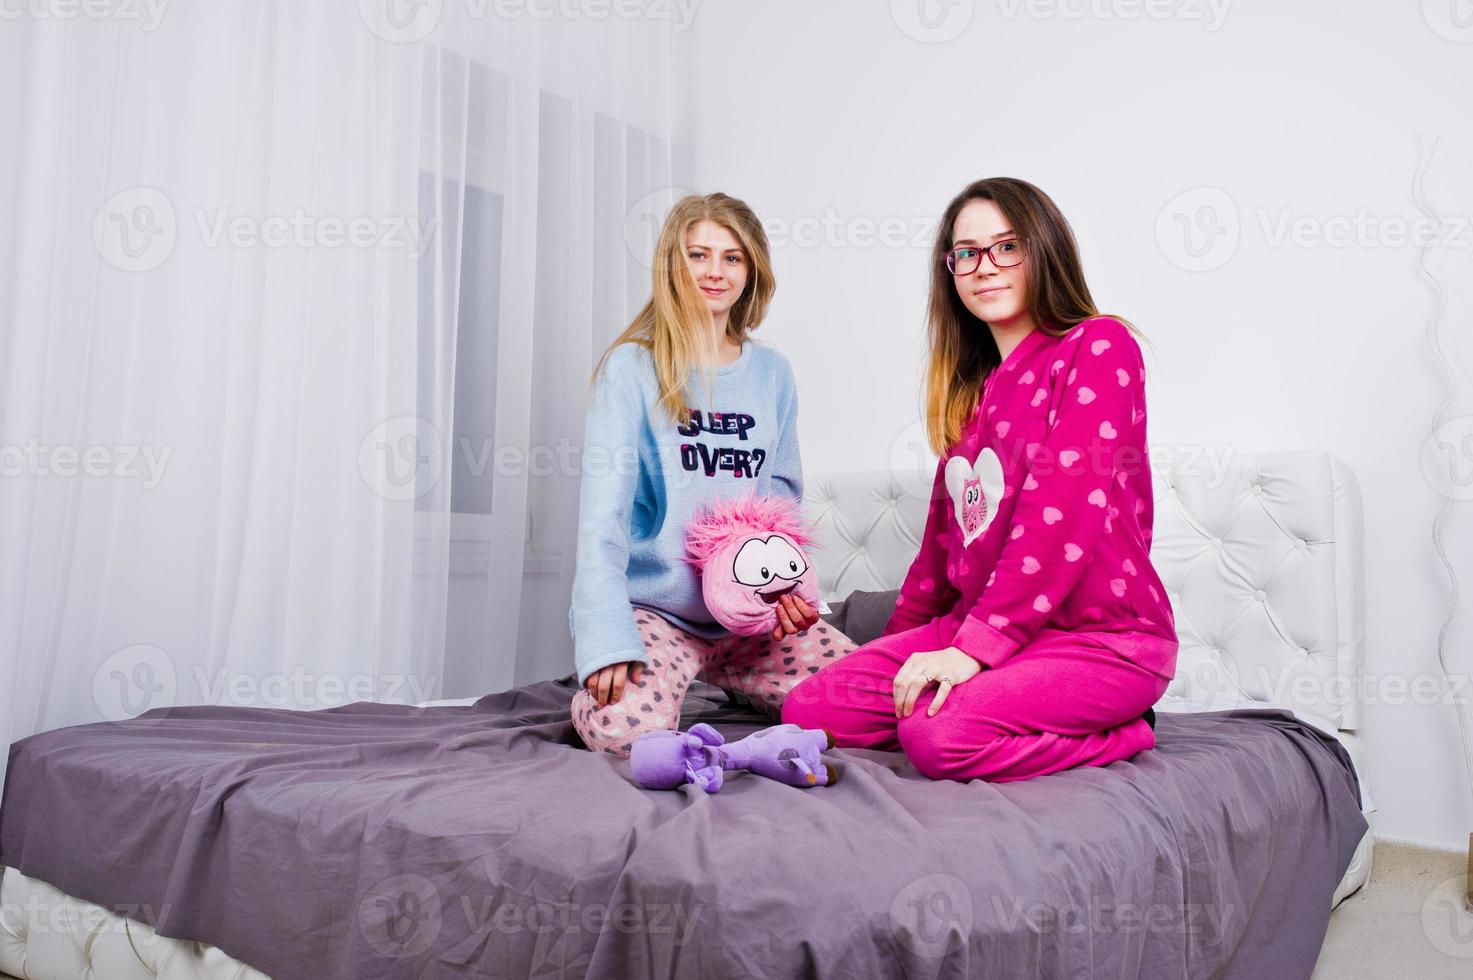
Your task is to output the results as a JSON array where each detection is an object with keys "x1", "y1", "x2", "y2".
[{"x1": 819, "y1": 589, "x2": 901, "y2": 647}]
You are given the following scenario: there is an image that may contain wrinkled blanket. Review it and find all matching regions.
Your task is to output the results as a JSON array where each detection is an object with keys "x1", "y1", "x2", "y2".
[{"x1": 0, "y1": 675, "x2": 1366, "y2": 979}]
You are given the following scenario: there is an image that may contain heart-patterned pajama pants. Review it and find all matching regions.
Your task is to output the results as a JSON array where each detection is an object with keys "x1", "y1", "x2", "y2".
[{"x1": 571, "y1": 609, "x2": 859, "y2": 758}]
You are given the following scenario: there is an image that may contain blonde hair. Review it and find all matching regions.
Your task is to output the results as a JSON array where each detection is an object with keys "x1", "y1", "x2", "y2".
[{"x1": 592, "y1": 192, "x2": 776, "y2": 424}]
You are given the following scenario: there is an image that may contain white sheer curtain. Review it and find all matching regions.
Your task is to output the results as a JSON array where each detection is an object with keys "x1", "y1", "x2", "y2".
[{"x1": 0, "y1": 4, "x2": 683, "y2": 783}]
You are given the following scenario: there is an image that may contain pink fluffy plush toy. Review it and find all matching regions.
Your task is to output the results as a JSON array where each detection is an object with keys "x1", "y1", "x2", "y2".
[{"x1": 684, "y1": 494, "x2": 822, "y2": 636}]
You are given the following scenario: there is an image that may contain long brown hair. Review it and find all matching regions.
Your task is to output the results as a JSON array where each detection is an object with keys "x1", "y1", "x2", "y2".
[
  {"x1": 592, "y1": 192, "x2": 776, "y2": 424},
  {"x1": 922, "y1": 177, "x2": 1146, "y2": 454}
]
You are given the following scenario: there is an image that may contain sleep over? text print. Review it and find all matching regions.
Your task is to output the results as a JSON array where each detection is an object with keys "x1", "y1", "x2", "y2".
[{"x1": 677, "y1": 409, "x2": 766, "y2": 478}]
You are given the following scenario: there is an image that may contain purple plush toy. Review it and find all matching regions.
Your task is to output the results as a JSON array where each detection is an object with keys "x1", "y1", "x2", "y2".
[{"x1": 630, "y1": 722, "x2": 841, "y2": 793}]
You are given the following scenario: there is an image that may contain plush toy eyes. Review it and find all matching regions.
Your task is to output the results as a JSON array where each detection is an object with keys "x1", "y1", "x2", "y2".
[
  {"x1": 732, "y1": 536, "x2": 809, "y2": 587},
  {"x1": 733, "y1": 538, "x2": 778, "y2": 587},
  {"x1": 766, "y1": 537, "x2": 809, "y2": 581}
]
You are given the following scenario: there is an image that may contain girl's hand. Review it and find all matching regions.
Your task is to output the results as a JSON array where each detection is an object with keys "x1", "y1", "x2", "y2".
[
  {"x1": 770, "y1": 594, "x2": 821, "y2": 640},
  {"x1": 587, "y1": 660, "x2": 645, "y2": 707},
  {"x1": 894, "y1": 647, "x2": 982, "y2": 718}
]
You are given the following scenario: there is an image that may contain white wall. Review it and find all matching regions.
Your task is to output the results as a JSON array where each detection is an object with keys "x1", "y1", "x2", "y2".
[{"x1": 680, "y1": 0, "x2": 1473, "y2": 850}]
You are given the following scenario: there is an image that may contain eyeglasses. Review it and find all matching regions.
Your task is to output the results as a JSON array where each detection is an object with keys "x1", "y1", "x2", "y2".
[{"x1": 945, "y1": 238, "x2": 1025, "y2": 276}]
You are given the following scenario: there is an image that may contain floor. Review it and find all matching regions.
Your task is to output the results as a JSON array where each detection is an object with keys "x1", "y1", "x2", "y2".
[{"x1": 1312, "y1": 840, "x2": 1473, "y2": 978}]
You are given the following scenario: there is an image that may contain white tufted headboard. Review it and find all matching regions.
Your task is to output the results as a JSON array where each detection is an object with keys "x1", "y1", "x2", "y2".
[{"x1": 801, "y1": 448, "x2": 1366, "y2": 732}]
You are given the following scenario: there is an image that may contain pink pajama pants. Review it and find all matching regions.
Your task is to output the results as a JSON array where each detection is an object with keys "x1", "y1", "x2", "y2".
[
  {"x1": 571, "y1": 609, "x2": 859, "y2": 758},
  {"x1": 781, "y1": 617, "x2": 1174, "y2": 783}
]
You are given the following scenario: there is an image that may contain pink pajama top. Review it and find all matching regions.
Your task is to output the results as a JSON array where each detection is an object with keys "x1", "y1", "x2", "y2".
[{"x1": 883, "y1": 316, "x2": 1178, "y2": 680}]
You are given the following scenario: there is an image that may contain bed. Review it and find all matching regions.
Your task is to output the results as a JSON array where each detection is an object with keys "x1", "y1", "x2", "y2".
[{"x1": 0, "y1": 448, "x2": 1373, "y2": 979}]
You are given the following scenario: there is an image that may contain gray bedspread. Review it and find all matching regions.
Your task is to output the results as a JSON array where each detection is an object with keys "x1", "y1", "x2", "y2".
[{"x1": 0, "y1": 675, "x2": 1367, "y2": 979}]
